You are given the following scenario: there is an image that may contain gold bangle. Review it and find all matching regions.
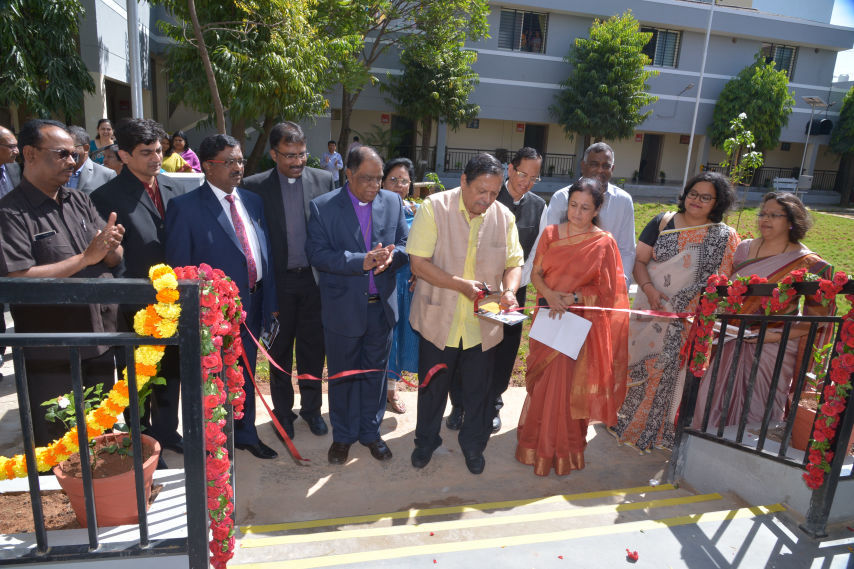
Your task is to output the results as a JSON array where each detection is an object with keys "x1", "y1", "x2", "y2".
[{"x1": 640, "y1": 282, "x2": 653, "y2": 289}]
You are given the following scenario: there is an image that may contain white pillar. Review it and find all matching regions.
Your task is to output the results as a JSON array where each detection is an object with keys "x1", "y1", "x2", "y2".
[
  {"x1": 83, "y1": 71, "x2": 107, "y2": 134},
  {"x1": 806, "y1": 141, "x2": 820, "y2": 173},
  {"x1": 435, "y1": 122, "x2": 448, "y2": 173}
]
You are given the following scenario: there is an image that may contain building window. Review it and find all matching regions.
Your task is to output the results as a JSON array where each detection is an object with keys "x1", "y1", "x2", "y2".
[
  {"x1": 498, "y1": 9, "x2": 548, "y2": 53},
  {"x1": 641, "y1": 27, "x2": 681, "y2": 68},
  {"x1": 761, "y1": 43, "x2": 797, "y2": 78}
]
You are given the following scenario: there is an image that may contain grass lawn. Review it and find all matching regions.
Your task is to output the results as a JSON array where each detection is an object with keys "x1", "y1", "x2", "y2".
[{"x1": 259, "y1": 203, "x2": 854, "y2": 386}]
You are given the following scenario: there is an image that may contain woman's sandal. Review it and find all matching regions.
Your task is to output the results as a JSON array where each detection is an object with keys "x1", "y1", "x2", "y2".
[{"x1": 387, "y1": 392, "x2": 406, "y2": 414}]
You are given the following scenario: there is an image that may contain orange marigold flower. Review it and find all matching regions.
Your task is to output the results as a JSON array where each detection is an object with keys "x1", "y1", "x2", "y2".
[
  {"x1": 157, "y1": 288, "x2": 180, "y2": 303},
  {"x1": 150, "y1": 265, "x2": 172, "y2": 280},
  {"x1": 115, "y1": 381, "x2": 129, "y2": 398},
  {"x1": 136, "y1": 363, "x2": 158, "y2": 377}
]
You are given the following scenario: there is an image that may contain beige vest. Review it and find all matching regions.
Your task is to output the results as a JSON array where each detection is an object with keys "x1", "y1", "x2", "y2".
[{"x1": 409, "y1": 187, "x2": 514, "y2": 351}]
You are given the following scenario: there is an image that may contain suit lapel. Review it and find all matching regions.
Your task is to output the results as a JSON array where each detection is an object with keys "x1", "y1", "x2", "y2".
[
  {"x1": 158, "y1": 174, "x2": 182, "y2": 211},
  {"x1": 201, "y1": 184, "x2": 244, "y2": 254},
  {"x1": 238, "y1": 188, "x2": 269, "y2": 267},
  {"x1": 370, "y1": 192, "x2": 385, "y2": 248},
  {"x1": 77, "y1": 160, "x2": 93, "y2": 190},
  {"x1": 336, "y1": 186, "x2": 366, "y2": 252},
  {"x1": 301, "y1": 168, "x2": 315, "y2": 222}
]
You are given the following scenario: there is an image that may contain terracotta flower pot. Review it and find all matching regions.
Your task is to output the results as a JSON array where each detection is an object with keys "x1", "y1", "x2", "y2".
[
  {"x1": 791, "y1": 402, "x2": 854, "y2": 453},
  {"x1": 53, "y1": 433, "x2": 161, "y2": 527}
]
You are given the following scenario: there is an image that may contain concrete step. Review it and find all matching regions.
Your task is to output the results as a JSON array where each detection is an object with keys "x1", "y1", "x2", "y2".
[{"x1": 230, "y1": 484, "x2": 763, "y2": 568}]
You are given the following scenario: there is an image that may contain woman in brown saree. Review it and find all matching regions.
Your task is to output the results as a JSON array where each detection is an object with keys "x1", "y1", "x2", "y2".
[
  {"x1": 515, "y1": 178, "x2": 629, "y2": 476},
  {"x1": 692, "y1": 192, "x2": 834, "y2": 430}
]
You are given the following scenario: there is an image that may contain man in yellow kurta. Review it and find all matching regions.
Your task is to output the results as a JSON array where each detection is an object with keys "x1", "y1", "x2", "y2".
[{"x1": 407, "y1": 153, "x2": 523, "y2": 474}]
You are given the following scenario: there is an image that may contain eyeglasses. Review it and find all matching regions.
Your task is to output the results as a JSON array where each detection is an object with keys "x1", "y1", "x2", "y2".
[
  {"x1": 356, "y1": 175, "x2": 384, "y2": 186},
  {"x1": 514, "y1": 170, "x2": 541, "y2": 184},
  {"x1": 207, "y1": 158, "x2": 247, "y2": 167},
  {"x1": 273, "y1": 148, "x2": 307, "y2": 160},
  {"x1": 757, "y1": 212, "x2": 788, "y2": 220},
  {"x1": 388, "y1": 176, "x2": 411, "y2": 186},
  {"x1": 686, "y1": 190, "x2": 716, "y2": 203},
  {"x1": 37, "y1": 147, "x2": 79, "y2": 162},
  {"x1": 0, "y1": 143, "x2": 18, "y2": 150}
]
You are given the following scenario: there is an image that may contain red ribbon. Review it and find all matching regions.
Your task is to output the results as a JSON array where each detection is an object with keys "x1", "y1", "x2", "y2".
[{"x1": 239, "y1": 324, "x2": 448, "y2": 463}]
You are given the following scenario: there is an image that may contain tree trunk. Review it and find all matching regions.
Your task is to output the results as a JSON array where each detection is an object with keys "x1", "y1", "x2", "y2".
[
  {"x1": 416, "y1": 117, "x2": 433, "y2": 182},
  {"x1": 834, "y1": 152, "x2": 854, "y2": 205},
  {"x1": 187, "y1": 0, "x2": 226, "y2": 134},
  {"x1": 246, "y1": 116, "x2": 276, "y2": 176},
  {"x1": 231, "y1": 117, "x2": 246, "y2": 148},
  {"x1": 337, "y1": 88, "x2": 357, "y2": 158}
]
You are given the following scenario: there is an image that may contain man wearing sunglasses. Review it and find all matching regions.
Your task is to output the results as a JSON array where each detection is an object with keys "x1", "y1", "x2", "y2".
[
  {"x1": 0, "y1": 119, "x2": 124, "y2": 445},
  {"x1": 243, "y1": 122, "x2": 335, "y2": 444}
]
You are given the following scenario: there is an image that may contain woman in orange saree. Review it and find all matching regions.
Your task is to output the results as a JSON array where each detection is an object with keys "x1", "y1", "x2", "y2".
[{"x1": 515, "y1": 178, "x2": 629, "y2": 476}]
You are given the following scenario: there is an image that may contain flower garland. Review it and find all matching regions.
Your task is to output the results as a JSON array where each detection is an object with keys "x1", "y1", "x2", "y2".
[
  {"x1": 0, "y1": 264, "x2": 180, "y2": 480},
  {"x1": 686, "y1": 271, "x2": 853, "y2": 490},
  {"x1": 174, "y1": 264, "x2": 245, "y2": 569}
]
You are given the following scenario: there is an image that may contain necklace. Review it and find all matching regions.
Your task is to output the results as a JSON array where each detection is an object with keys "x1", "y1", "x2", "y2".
[{"x1": 756, "y1": 238, "x2": 790, "y2": 258}]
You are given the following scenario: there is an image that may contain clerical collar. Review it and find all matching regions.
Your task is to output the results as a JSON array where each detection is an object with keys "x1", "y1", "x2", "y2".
[
  {"x1": 286, "y1": 177, "x2": 298, "y2": 184},
  {"x1": 347, "y1": 187, "x2": 369, "y2": 207}
]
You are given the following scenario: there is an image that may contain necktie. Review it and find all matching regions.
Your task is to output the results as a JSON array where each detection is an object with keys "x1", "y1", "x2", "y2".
[
  {"x1": 0, "y1": 166, "x2": 11, "y2": 198},
  {"x1": 225, "y1": 194, "x2": 258, "y2": 287},
  {"x1": 144, "y1": 181, "x2": 165, "y2": 218}
]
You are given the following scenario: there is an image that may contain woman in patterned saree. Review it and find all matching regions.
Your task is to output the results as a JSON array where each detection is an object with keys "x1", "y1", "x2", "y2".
[
  {"x1": 692, "y1": 192, "x2": 833, "y2": 430},
  {"x1": 611, "y1": 171, "x2": 739, "y2": 452},
  {"x1": 515, "y1": 178, "x2": 629, "y2": 476}
]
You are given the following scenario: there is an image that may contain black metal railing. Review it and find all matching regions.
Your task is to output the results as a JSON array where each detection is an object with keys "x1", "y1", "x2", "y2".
[
  {"x1": 542, "y1": 153, "x2": 575, "y2": 177},
  {"x1": 444, "y1": 147, "x2": 495, "y2": 172},
  {"x1": 392, "y1": 145, "x2": 437, "y2": 172},
  {"x1": 703, "y1": 164, "x2": 838, "y2": 192},
  {"x1": 811, "y1": 170, "x2": 838, "y2": 191},
  {"x1": 0, "y1": 278, "x2": 208, "y2": 567},
  {"x1": 669, "y1": 280, "x2": 854, "y2": 538}
]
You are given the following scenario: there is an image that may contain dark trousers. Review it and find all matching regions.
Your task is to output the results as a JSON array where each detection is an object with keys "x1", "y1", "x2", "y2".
[
  {"x1": 117, "y1": 308, "x2": 181, "y2": 446},
  {"x1": 234, "y1": 281, "x2": 264, "y2": 446},
  {"x1": 269, "y1": 270, "x2": 325, "y2": 427},
  {"x1": 449, "y1": 286, "x2": 526, "y2": 417},
  {"x1": 415, "y1": 337, "x2": 495, "y2": 455},
  {"x1": 325, "y1": 303, "x2": 391, "y2": 445},
  {"x1": 23, "y1": 349, "x2": 116, "y2": 447}
]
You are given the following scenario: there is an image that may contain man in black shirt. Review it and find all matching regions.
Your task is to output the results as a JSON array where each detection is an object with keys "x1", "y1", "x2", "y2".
[{"x1": 0, "y1": 119, "x2": 125, "y2": 445}]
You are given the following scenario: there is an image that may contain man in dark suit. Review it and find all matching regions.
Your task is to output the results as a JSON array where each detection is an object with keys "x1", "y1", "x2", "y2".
[
  {"x1": 165, "y1": 134, "x2": 278, "y2": 459},
  {"x1": 90, "y1": 118, "x2": 187, "y2": 454},
  {"x1": 0, "y1": 124, "x2": 21, "y2": 365},
  {"x1": 67, "y1": 126, "x2": 116, "y2": 193},
  {"x1": 306, "y1": 146, "x2": 408, "y2": 465},
  {"x1": 243, "y1": 122, "x2": 334, "y2": 441}
]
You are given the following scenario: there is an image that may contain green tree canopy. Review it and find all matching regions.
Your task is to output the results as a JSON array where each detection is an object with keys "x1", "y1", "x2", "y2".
[
  {"x1": 0, "y1": 0, "x2": 95, "y2": 121},
  {"x1": 708, "y1": 55, "x2": 795, "y2": 152},
  {"x1": 315, "y1": 0, "x2": 489, "y2": 152},
  {"x1": 381, "y1": 5, "x2": 482, "y2": 176},
  {"x1": 550, "y1": 11, "x2": 657, "y2": 143},
  {"x1": 155, "y1": 0, "x2": 358, "y2": 172},
  {"x1": 830, "y1": 86, "x2": 854, "y2": 155}
]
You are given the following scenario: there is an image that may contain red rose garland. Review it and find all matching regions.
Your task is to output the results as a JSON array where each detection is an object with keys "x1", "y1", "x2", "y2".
[
  {"x1": 686, "y1": 271, "x2": 853, "y2": 490},
  {"x1": 174, "y1": 264, "x2": 246, "y2": 569}
]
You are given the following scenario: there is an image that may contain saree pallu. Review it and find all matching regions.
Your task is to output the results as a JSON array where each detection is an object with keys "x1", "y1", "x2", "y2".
[
  {"x1": 613, "y1": 221, "x2": 739, "y2": 450},
  {"x1": 692, "y1": 242, "x2": 833, "y2": 430},
  {"x1": 515, "y1": 226, "x2": 629, "y2": 476}
]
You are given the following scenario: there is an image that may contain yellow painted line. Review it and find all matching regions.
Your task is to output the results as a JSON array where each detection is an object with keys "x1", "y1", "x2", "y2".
[
  {"x1": 231, "y1": 504, "x2": 786, "y2": 569},
  {"x1": 240, "y1": 484, "x2": 675, "y2": 534},
  {"x1": 241, "y1": 493, "x2": 722, "y2": 548}
]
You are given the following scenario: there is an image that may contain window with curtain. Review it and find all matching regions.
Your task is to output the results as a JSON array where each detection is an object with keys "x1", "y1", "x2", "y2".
[
  {"x1": 641, "y1": 27, "x2": 681, "y2": 68},
  {"x1": 761, "y1": 43, "x2": 798, "y2": 78},
  {"x1": 498, "y1": 9, "x2": 548, "y2": 53}
]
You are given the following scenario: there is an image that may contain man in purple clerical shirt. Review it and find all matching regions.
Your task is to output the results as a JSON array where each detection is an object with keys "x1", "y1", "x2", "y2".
[{"x1": 306, "y1": 146, "x2": 409, "y2": 465}]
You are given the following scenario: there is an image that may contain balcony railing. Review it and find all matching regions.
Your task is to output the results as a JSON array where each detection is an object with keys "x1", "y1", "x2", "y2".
[{"x1": 704, "y1": 164, "x2": 838, "y2": 192}]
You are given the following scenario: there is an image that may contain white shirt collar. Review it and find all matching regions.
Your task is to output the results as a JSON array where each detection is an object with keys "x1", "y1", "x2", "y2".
[{"x1": 208, "y1": 181, "x2": 238, "y2": 202}]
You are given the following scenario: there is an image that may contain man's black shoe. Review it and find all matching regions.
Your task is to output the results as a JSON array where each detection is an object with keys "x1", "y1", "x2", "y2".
[
  {"x1": 363, "y1": 438, "x2": 392, "y2": 461},
  {"x1": 274, "y1": 421, "x2": 295, "y2": 443},
  {"x1": 492, "y1": 413, "x2": 501, "y2": 434},
  {"x1": 303, "y1": 415, "x2": 329, "y2": 436},
  {"x1": 161, "y1": 437, "x2": 184, "y2": 454},
  {"x1": 156, "y1": 456, "x2": 169, "y2": 470},
  {"x1": 463, "y1": 450, "x2": 485, "y2": 474},
  {"x1": 445, "y1": 406, "x2": 464, "y2": 430},
  {"x1": 328, "y1": 442, "x2": 351, "y2": 464},
  {"x1": 236, "y1": 440, "x2": 278, "y2": 459},
  {"x1": 411, "y1": 446, "x2": 434, "y2": 469}
]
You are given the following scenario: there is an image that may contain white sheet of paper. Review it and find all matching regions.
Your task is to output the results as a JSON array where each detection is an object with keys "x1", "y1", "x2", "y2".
[{"x1": 529, "y1": 310, "x2": 593, "y2": 360}]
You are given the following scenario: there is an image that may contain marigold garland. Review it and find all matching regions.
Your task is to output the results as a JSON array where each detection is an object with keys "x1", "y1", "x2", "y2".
[
  {"x1": 0, "y1": 264, "x2": 180, "y2": 481},
  {"x1": 686, "y1": 271, "x2": 853, "y2": 490}
]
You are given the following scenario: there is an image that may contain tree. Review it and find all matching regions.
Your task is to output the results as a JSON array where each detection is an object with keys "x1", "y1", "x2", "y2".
[
  {"x1": 830, "y1": 86, "x2": 854, "y2": 204},
  {"x1": 381, "y1": 9, "x2": 480, "y2": 178},
  {"x1": 708, "y1": 55, "x2": 794, "y2": 153},
  {"x1": 0, "y1": 0, "x2": 95, "y2": 122},
  {"x1": 550, "y1": 11, "x2": 657, "y2": 145},
  {"x1": 314, "y1": 0, "x2": 489, "y2": 153},
  {"x1": 154, "y1": 0, "x2": 357, "y2": 173}
]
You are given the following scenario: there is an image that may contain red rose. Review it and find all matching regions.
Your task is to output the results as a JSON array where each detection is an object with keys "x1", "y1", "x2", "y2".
[
  {"x1": 211, "y1": 519, "x2": 233, "y2": 541},
  {"x1": 833, "y1": 271, "x2": 848, "y2": 286},
  {"x1": 830, "y1": 367, "x2": 851, "y2": 385},
  {"x1": 808, "y1": 449, "x2": 822, "y2": 465},
  {"x1": 202, "y1": 310, "x2": 223, "y2": 327},
  {"x1": 203, "y1": 394, "x2": 220, "y2": 409},
  {"x1": 202, "y1": 353, "x2": 222, "y2": 373},
  {"x1": 820, "y1": 399, "x2": 845, "y2": 417},
  {"x1": 200, "y1": 292, "x2": 217, "y2": 308}
]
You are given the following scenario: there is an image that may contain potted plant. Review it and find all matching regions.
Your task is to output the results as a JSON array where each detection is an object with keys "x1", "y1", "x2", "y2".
[{"x1": 42, "y1": 385, "x2": 162, "y2": 527}]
